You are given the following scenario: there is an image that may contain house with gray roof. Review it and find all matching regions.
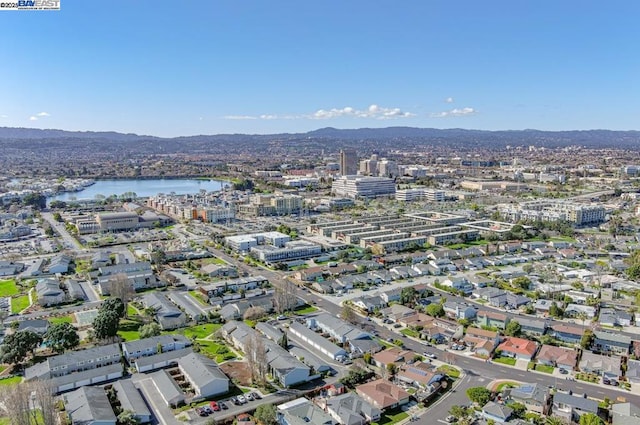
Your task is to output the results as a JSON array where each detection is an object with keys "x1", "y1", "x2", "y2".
[
  {"x1": 552, "y1": 392, "x2": 598, "y2": 423},
  {"x1": 112, "y1": 379, "x2": 151, "y2": 424},
  {"x1": 505, "y1": 383, "x2": 550, "y2": 415},
  {"x1": 178, "y1": 353, "x2": 229, "y2": 399},
  {"x1": 47, "y1": 254, "x2": 72, "y2": 274},
  {"x1": 122, "y1": 334, "x2": 191, "y2": 361},
  {"x1": 626, "y1": 359, "x2": 640, "y2": 384},
  {"x1": 592, "y1": 331, "x2": 631, "y2": 355},
  {"x1": 579, "y1": 351, "x2": 621, "y2": 378},
  {"x1": 482, "y1": 401, "x2": 513, "y2": 423},
  {"x1": 307, "y1": 313, "x2": 371, "y2": 344},
  {"x1": 277, "y1": 397, "x2": 337, "y2": 425},
  {"x1": 97, "y1": 261, "x2": 158, "y2": 295},
  {"x1": 36, "y1": 278, "x2": 65, "y2": 306},
  {"x1": 133, "y1": 347, "x2": 193, "y2": 373},
  {"x1": 18, "y1": 319, "x2": 49, "y2": 335},
  {"x1": 289, "y1": 321, "x2": 347, "y2": 361},
  {"x1": 289, "y1": 346, "x2": 332, "y2": 374},
  {"x1": 256, "y1": 322, "x2": 285, "y2": 343},
  {"x1": 517, "y1": 317, "x2": 548, "y2": 336},
  {"x1": 149, "y1": 369, "x2": 185, "y2": 407},
  {"x1": 323, "y1": 392, "x2": 381, "y2": 425},
  {"x1": 64, "y1": 386, "x2": 116, "y2": 425},
  {"x1": 142, "y1": 292, "x2": 187, "y2": 330},
  {"x1": 612, "y1": 402, "x2": 640, "y2": 425}
]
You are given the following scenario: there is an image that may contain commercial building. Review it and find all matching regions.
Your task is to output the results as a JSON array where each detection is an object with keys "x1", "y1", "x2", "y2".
[
  {"x1": 396, "y1": 188, "x2": 445, "y2": 202},
  {"x1": 499, "y1": 200, "x2": 605, "y2": 225},
  {"x1": 332, "y1": 176, "x2": 396, "y2": 199},
  {"x1": 340, "y1": 148, "x2": 358, "y2": 176}
]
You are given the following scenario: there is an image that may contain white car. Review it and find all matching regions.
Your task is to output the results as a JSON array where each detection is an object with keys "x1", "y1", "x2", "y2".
[
  {"x1": 424, "y1": 352, "x2": 437, "y2": 359},
  {"x1": 237, "y1": 395, "x2": 247, "y2": 404}
]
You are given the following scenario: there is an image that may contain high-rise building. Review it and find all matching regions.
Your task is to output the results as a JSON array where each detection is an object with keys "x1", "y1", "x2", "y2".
[{"x1": 339, "y1": 149, "x2": 358, "y2": 176}]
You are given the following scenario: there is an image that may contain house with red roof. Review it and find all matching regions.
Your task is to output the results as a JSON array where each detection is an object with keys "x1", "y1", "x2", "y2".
[{"x1": 497, "y1": 337, "x2": 539, "y2": 360}]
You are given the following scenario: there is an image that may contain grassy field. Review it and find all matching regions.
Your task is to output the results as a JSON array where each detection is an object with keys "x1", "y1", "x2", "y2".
[
  {"x1": 127, "y1": 304, "x2": 140, "y2": 317},
  {"x1": 0, "y1": 376, "x2": 22, "y2": 386},
  {"x1": 202, "y1": 257, "x2": 227, "y2": 265},
  {"x1": 437, "y1": 365, "x2": 460, "y2": 379},
  {"x1": 179, "y1": 323, "x2": 221, "y2": 340},
  {"x1": 294, "y1": 305, "x2": 319, "y2": 315},
  {"x1": 493, "y1": 357, "x2": 517, "y2": 366},
  {"x1": 400, "y1": 328, "x2": 420, "y2": 338},
  {"x1": 11, "y1": 295, "x2": 31, "y2": 313},
  {"x1": 188, "y1": 291, "x2": 210, "y2": 306},
  {"x1": 534, "y1": 364, "x2": 554, "y2": 374},
  {"x1": 0, "y1": 280, "x2": 19, "y2": 297},
  {"x1": 117, "y1": 319, "x2": 142, "y2": 341},
  {"x1": 49, "y1": 315, "x2": 74, "y2": 325},
  {"x1": 372, "y1": 409, "x2": 409, "y2": 425},
  {"x1": 496, "y1": 382, "x2": 518, "y2": 392},
  {"x1": 196, "y1": 340, "x2": 236, "y2": 363}
]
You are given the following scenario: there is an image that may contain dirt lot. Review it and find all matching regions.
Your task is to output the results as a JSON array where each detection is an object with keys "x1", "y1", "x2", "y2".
[{"x1": 220, "y1": 361, "x2": 253, "y2": 386}]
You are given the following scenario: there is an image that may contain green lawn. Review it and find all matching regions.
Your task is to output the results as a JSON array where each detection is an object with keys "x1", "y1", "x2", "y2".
[
  {"x1": 493, "y1": 357, "x2": 517, "y2": 366},
  {"x1": 0, "y1": 376, "x2": 22, "y2": 386},
  {"x1": 295, "y1": 305, "x2": 319, "y2": 315},
  {"x1": 400, "y1": 328, "x2": 420, "y2": 338},
  {"x1": 49, "y1": 315, "x2": 73, "y2": 325},
  {"x1": 437, "y1": 365, "x2": 460, "y2": 379},
  {"x1": 127, "y1": 304, "x2": 140, "y2": 317},
  {"x1": 117, "y1": 319, "x2": 142, "y2": 341},
  {"x1": 11, "y1": 295, "x2": 30, "y2": 313},
  {"x1": 179, "y1": 323, "x2": 221, "y2": 340},
  {"x1": 188, "y1": 291, "x2": 210, "y2": 306},
  {"x1": 534, "y1": 364, "x2": 554, "y2": 374},
  {"x1": 196, "y1": 340, "x2": 236, "y2": 363},
  {"x1": 372, "y1": 409, "x2": 409, "y2": 425},
  {"x1": 0, "y1": 280, "x2": 19, "y2": 297},
  {"x1": 496, "y1": 382, "x2": 518, "y2": 392},
  {"x1": 202, "y1": 257, "x2": 227, "y2": 265}
]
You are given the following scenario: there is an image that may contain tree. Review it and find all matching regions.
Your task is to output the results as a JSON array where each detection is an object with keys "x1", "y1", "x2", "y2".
[
  {"x1": 512, "y1": 277, "x2": 531, "y2": 290},
  {"x1": 101, "y1": 297, "x2": 125, "y2": 318},
  {"x1": 22, "y1": 192, "x2": 46, "y2": 209},
  {"x1": 0, "y1": 379, "x2": 55, "y2": 425},
  {"x1": 254, "y1": 404, "x2": 277, "y2": 425},
  {"x1": 425, "y1": 303, "x2": 445, "y2": 317},
  {"x1": 549, "y1": 303, "x2": 563, "y2": 318},
  {"x1": 466, "y1": 387, "x2": 491, "y2": 406},
  {"x1": 341, "y1": 304, "x2": 359, "y2": 324},
  {"x1": 243, "y1": 306, "x2": 267, "y2": 321},
  {"x1": 273, "y1": 280, "x2": 297, "y2": 314},
  {"x1": 580, "y1": 329, "x2": 594, "y2": 350},
  {"x1": 93, "y1": 309, "x2": 121, "y2": 341},
  {"x1": 139, "y1": 322, "x2": 162, "y2": 339},
  {"x1": 150, "y1": 248, "x2": 166, "y2": 266},
  {"x1": 386, "y1": 362, "x2": 397, "y2": 377},
  {"x1": 504, "y1": 320, "x2": 522, "y2": 337},
  {"x1": 0, "y1": 330, "x2": 42, "y2": 364},
  {"x1": 546, "y1": 418, "x2": 569, "y2": 425},
  {"x1": 579, "y1": 413, "x2": 603, "y2": 425},
  {"x1": 400, "y1": 287, "x2": 417, "y2": 306},
  {"x1": 449, "y1": 405, "x2": 469, "y2": 419},
  {"x1": 109, "y1": 275, "x2": 135, "y2": 318},
  {"x1": 245, "y1": 334, "x2": 268, "y2": 386},
  {"x1": 508, "y1": 402, "x2": 527, "y2": 419},
  {"x1": 44, "y1": 322, "x2": 79, "y2": 353},
  {"x1": 117, "y1": 410, "x2": 141, "y2": 425},
  {"x1": 278, "y1": 332, "x2": 288, "y2": 349}
]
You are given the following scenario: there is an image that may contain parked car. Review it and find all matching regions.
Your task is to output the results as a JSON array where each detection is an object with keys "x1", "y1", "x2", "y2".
[
  {"x1": 424, "y1": 352, "x2": 437, "y2": 359},
  {"x1": 196, "y1": 408, "x2": 208, "y2": 417},
  {"x1": 210, "y1": 401, "x2": 220, "y2": 411},
  {"x1": 559, "y1": 369, "x2": 568, "y2": 375},
  {"x1": 203, "y1": 406, "x2": 213, "y2": 414},
  {"x1": 237, "y1": 395, "x2": 247, "y2": 404},
  {"x1": 230, "y1": 397, "x2": 239, "y2": 405},
  {"x1": 219, "y1": 401, "x2": 228, "y2": 410},
  {"x1": 251, "y1": 392, "x2": 261, "y2": 400},
  {"x1": 446, "y1": 416, "x2": 455, "y2": 423},
  {"x1": 246, "y1": 393, "x2": 254, "y2": 401}
]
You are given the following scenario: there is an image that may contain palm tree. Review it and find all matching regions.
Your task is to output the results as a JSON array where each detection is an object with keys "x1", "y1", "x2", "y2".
[
  {"x1": 577, "y1": 311, "x2": 588, "y2": 328},
  {"x1": 579, "y1": 413, "x2": 603, "y2": 425},
  {"x1": 546, "y1": 417, "x2": 568, "y2": 425}
]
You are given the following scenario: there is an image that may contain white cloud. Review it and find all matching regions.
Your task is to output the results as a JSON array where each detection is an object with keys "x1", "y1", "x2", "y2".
[
  {"x1": 310, "y1": 104, "x2": 415, "y2": 120},
  {"x1": 445, "y1": 97, "x2": 454, "y2": 103},
  {"x1": 223, "y1": 115, "x2": 258, "y2": 120},
  {"x1": 0, "y1": 115, "x2": 7, "y2": 119},
  {"x1": 36, "y1": 112, "x2": 50, "y2": 117},
  {"x1": 29, "y1": 116, "x2": 38, "y2": 121},
  {"x1": 431, "y1": 107, "x2": 477, "y2": 118}
]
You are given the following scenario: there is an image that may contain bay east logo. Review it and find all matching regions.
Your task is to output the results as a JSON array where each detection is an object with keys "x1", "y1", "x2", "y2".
[{"x1": 0, "y1": 0, "x2": 60, "y2": 10}]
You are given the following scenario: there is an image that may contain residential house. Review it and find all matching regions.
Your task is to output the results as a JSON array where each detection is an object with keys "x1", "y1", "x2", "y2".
[
  {"x1": 18, "y1": 319, "x2": 49, "y2": 335},
  {"x1": 255, "y1": 322, "x2": 284, "y2": 343},
  {"x1": 323, "y1": 393, "x2": 381, "y2": 425},
  {"x1": 47, "y1": 254, "x2": 72, "y2": 274},
  {"x1": 626, "y1": 360, "x2": 640, "y2": 384},
  {"x1": 307, "y1": 313, "x2": 371, "y2": 344},
  {"x1": 504, "y1": 383, "x2": 550, "y2": 415},
  {"x1": 178, "y1": 353, "x2": 229, "y2": 398},
  {"x1": 397, "y1": 362, "x2": 444, "y2": 391},
  {"x1": 550, "y1": 324, "x2": 583, "y2": 345},
  {"x1": 372, "y1": 348, "x2": 414, "y2": 369},
  {"x1": 111, "y1": 379, "x2": 152, "y2": 424},
  {"x1": 468, "y1": 274, "x2": 492, "y2": 288},
  {"x1": 506, "y1": 293, "x2": 531, "y2": 309},
  {"x1": 474, "y1": 287, "x2": 508, "y2": 307},
  {"x1": 482, "y1": 401, "x2": 513, "y2": 423},
  {"x1": 599, "y1": 308, "x2": 633, "y2": 327},
  {"x1": 476, "y1": 310, "x2": 509, "y2": 330},
  {"x1": 289, "y1": 346, "x2": 332, "y2": 375},
  {"x1": 148, "y1": 369, "x2": 185, "y2": 407},
  {"x1": 289, "y1": 322, "x2": 347, "y2": 361},
  {"x1": 132, "y1": 347, "x2": 194, "y2": 373},
  {"x1": 592, "y1": 331, "x2": 631, "y2": 355},
  {"x1": 97, "y1": 262, "x2": 158, "y2": 295},
  {"x1": 441, "y1": 276, "x2": 472, "y2": 294},
  {"x1": 381, "y1": 304, "x2": 415, "y2": 322},
  {"x1": 463, "y1": 327, "x2": 500, "y2": 358},
  {"x1": 356, "y1": 379, "x2": 411, "y2": 410},
  {"x1": 517, "y1": 317, "x2": 548, "y2": 336},
  {"x1": 352, "y1": 295, "x2": 386, "y2": 313},
  {"x1": 612, "y1": 403, "x2": 640, "y2": 425},
  {"x1": 443, "y1": 301, "x2": 477, "y2": 320},
  {"x1": 64, "y1": 386, "x2": 116, "y2": 425},
  {"x1": 533, "y1": 299, "x2": 560, "y2": 315},
  {"x1": 25, "y1": 343, "x2": 122, "y2": 393},
  {"x1": 497, "y1": 337, "x2": 539, "y2": 360},
  {"x1": 552, "y1": 392, "x2": 599, "y2": 423},
  {"x1": 36, "y1": 278, "x2": 66, "y2": 306},
  {"x1": 421, "y1": 318, "x2": 463, "y2": 344},
  {"x1": 142, "y1": 292, "x2": 187, "y2": 330},
  {"x1": 398, "y1": 312, "x2": 433, "y2": 329},
  {"x1": 564, "y1": 304, "x2": 597, "y2": 319},
  {"x1": 277, "y1": 398, "x2": 337, "y2": 425},
  {"x1": 201, "y1": 263, "x2": 238, "y2": 278},
  {"x1": 579, "y1": 351, "x2": 622, "y2": 378},
  {"x1": 536, "y1": 345, "x2": 578, "y2": 371},
  {"x1": 380, "y1": 288, "x2": 401, "y2": 304},
  {"x1": 122, "y1": 334, "x2": 191, "y2": 362}
]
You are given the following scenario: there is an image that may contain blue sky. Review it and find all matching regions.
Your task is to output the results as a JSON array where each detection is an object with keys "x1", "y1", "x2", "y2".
[{"x1": 1, "y1": 1, "x2": 638, "y2": 137}]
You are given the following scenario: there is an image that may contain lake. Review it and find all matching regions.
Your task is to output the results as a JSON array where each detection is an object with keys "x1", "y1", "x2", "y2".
[{"x1": 49, "y1": 178, "x2": 228, "y2": 202}]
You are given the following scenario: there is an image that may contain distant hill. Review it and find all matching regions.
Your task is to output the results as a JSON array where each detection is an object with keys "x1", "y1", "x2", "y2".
[{"x1": 0, "y1": 126, "x2": 639, "y2": 149}]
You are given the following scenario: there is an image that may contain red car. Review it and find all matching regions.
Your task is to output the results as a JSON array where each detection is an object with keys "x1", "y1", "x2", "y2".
[{"x1": 210, "y1": 401, "x2": 220, "y2": 411}]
